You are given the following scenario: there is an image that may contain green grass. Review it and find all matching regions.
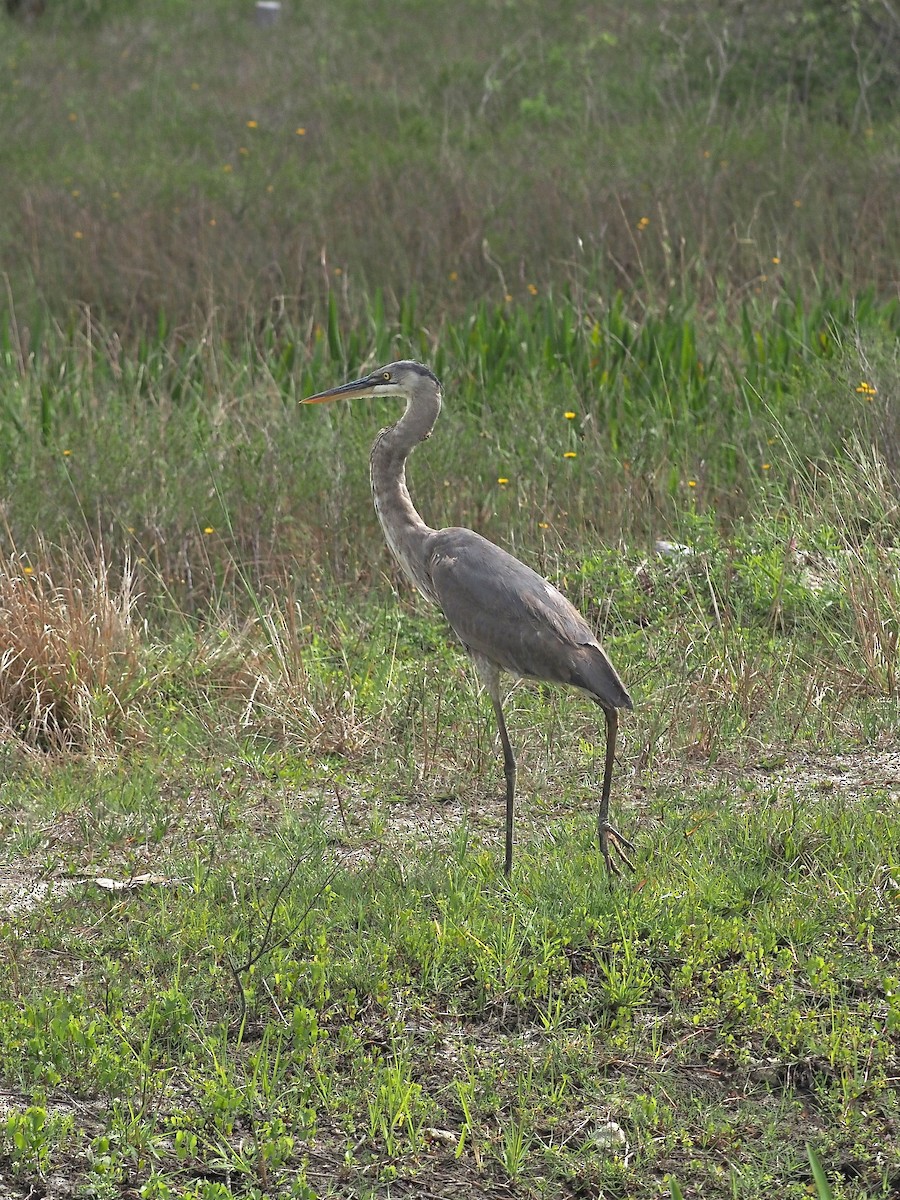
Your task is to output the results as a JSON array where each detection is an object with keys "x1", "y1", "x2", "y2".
[
  {"x1": 1, "y1": 0, "x2": 898, "y2": 333},
  {"x1": 0, "y1": 266, "x2": 898, "y2": 1200},
  {"x1": 2, "y1": 0, "x2": 900, "y2": 1195},
  {"x1": 2, "y1": 750, "x2": 899, "y2": 1198},
  {"x1": 1, "y1": 490, "x2": 900, "y2": 1195},
  {"x1": 1, "y1": 288, "x2": 897, "y2": 597}
]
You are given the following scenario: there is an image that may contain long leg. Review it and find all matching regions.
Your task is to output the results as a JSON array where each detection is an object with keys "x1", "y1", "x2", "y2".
[
  {"x1": 598, "y1": 707, "x2": 635, "y2": 876},
  {"x1": 488, "y1": 692, "x2": 517, "y2": 876}
]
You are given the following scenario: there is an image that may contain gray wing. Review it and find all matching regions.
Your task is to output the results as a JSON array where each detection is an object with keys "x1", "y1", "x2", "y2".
[{"x1": 423, "y1": 527, "x2": 632, "y2": 710}]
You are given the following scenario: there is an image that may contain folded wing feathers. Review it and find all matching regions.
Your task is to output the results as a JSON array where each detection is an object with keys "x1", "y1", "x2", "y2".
[{"x1": 424, "y1": 529, "x2": 631, "y2": 711}]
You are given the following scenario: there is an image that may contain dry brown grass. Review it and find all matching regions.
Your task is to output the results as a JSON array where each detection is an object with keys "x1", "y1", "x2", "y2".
[
  {"x1": 185, "y1": 601, "x2": 380, "y2": 758},
  {"x1": 0, "y1": 538, "x2": 143, "y2": 751}
]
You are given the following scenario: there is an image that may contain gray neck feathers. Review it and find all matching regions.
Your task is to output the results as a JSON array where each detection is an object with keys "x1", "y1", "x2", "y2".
[{"x1": 368, "y1": 387, "x2": 442, "y2": 600}]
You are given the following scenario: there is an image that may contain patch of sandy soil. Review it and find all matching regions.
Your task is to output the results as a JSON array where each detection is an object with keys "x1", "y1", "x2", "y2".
[
  {"x1": 284, "y1": 743, "x2": 900, "y2": 875},
  {"x1": 0, "y1": 872, "x2": 78, "y2": 918},
  {"x1": 3, "y1": 747, "x2": 898, "y2": 896},
  {"x1": 694, "y1": 746, "x2": 900, "y2": 800}
]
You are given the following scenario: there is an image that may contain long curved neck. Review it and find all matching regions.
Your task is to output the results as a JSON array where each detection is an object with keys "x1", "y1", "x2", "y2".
[{"x1": 369, "y1": 388, "x2": 441, "y2": 600}]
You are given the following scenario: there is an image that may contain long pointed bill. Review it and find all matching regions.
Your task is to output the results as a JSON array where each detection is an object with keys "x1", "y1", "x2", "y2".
[{"x1": 301, "y1": 375, "x2": 378, "y2": 404}]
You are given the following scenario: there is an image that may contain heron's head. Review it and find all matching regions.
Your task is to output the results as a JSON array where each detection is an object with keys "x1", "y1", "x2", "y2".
[{"x1": 301, "y1": 360, "x2": 441, "y2": 406}]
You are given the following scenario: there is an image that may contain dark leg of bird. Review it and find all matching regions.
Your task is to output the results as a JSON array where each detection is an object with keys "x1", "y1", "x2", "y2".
[
  {"x1": 489, "y1": 694, "x2": 517, "y2": 876},
  {"x1": 598, "y1": 708, "x2": 635, "y2": 876}
]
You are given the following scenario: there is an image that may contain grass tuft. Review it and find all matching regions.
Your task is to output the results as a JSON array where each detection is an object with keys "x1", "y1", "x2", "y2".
[{"x1": 0, "y1": 537, "x2": 143, "y2": 750}]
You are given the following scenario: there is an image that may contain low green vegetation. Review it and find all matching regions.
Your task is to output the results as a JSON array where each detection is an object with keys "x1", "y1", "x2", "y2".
[
  {"x1": 1, "y1": 0, "x2": 898, "y2": 333},
  {"x1": 1, "y1": 301, "x2": 897, "y2": 1197},
  {"x1": 2, "y1": 755, "x2": 898, "y2": 1199},
  {"x1": 2, "y1": 0, "x2": 899, "y2": 1196}
]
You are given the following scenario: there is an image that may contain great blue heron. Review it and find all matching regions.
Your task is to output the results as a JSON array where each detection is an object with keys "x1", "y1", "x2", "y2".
[{"x1": 302, "y1": 361, "x2": 634, "y2": 877}]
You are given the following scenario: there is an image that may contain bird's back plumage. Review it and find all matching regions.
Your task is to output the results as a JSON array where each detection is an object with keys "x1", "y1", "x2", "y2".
[{"x1": 423, "y1": 527, "x2": 632, "y2": 711}]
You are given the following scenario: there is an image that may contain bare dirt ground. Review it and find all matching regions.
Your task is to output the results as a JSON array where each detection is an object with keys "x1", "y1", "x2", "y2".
[{"x1": 3, "y1": 745, "x2": 899, "y2": 919}]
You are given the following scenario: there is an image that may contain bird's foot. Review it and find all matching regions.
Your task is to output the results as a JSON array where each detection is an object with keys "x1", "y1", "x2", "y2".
[{"x1": 599, "y1": 821, "x2": 636, "y2": 877}]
